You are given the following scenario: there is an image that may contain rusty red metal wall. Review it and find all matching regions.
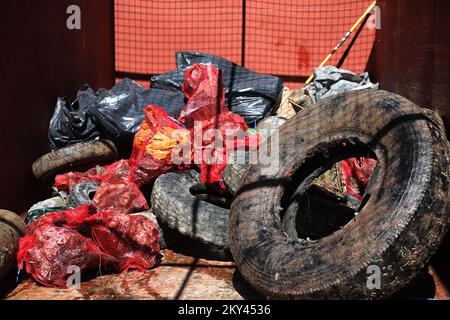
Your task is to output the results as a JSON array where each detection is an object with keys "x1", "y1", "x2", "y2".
[
  {"x1": 114, "y1": 0, "x2": 376, "y2": 88},
  {"x1": 370, "y1": 0, "x2": 450, "y2": 134},
  {"x1": 0, "y1": 0, "x2": 114, "y2": 213}
]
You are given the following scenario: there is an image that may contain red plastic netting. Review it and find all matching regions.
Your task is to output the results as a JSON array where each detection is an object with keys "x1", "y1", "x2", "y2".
[{"x1": 17, "y1": 205, "x2": 160, "y2": 288}]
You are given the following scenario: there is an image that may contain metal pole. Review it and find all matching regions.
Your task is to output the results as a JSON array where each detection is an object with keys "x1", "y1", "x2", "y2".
[
  {"x1": 304, "y1": 1, "x2": 377, "y2": 86},
  {"x1": 241, "y1": 0, "x2": 246, "y2": 67}
]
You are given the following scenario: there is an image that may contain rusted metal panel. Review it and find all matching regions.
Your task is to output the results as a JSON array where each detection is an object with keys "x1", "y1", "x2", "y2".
[
  {"x1": 0, "y1": 0, "x2": 114, "y2": 213},
  {"x1": 370, "y1": 0, "x2": 450, "y2": 134}
]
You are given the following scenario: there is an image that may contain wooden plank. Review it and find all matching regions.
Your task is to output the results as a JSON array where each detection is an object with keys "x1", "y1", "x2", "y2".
[{"x1": 5, "y1": 250, "x2": 260, "y2": 300}]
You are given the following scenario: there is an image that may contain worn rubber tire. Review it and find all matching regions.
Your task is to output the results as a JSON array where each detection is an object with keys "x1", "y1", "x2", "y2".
[
  {"x1": 151, "y1": 170, "x2": 231, "y2": 259},
  {"x1": 68, "y1": 182, "x2": 99, "y2": 207},
  {"x1": 0, "y1": 210, "x2": 25, "y2": 282},
  {"x1": 32, "y1": 140, "x2": 118, "y2": 185},
  {"x1": 222, "y1": 163, "x2": 247, "y2": 196},
  {"x1": 229, "y1": 90, "x2": 450, "y2": 299}
]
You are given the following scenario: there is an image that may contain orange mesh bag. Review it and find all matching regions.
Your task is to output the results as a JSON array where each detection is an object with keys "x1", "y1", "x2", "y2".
[{"x1": 130, "y1": 105, "x2": 192, "y2": 186}]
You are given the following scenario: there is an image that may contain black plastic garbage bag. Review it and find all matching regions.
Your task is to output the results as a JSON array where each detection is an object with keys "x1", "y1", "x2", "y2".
[
  {"x1": 48, "y1": 95, "x2": 100, "y2": 150},
  {"x1": 48, "y1": 79, "x2": 186, "y2": 151},
  {"x1": 80, "y1": 78, "x2": 185, "y2": 141},
  {"x1": 151, "y1": 51, "x2": 284, "y2": 124},
  {"x1": 150, "y1": 70, "x2": 184, "y2": 92}
]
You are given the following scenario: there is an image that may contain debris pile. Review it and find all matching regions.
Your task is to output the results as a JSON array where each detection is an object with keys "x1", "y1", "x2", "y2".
[{"x1": 19, "y1": 58, "x2": 268, "y2": 288}]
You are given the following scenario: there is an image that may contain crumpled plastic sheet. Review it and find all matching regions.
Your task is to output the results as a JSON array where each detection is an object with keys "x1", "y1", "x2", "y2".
[
  {"x1": 305, "y1": 66, "x2": 379, "y2": 104},
  {"x1": 17, "y1": 205, "x2": 160, "y2": 288},
  {"x1": 151, "y1": 51, "x2": 284, "y2": 124},
  {"x1": 83, "y1": 79, "x2": 185, "y2": 140}
]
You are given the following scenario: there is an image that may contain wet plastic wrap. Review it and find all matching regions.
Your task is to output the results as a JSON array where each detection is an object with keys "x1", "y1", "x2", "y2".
[
  {"x1": 151, "y1": 52, "x2": 284, "y2": 124},
  {"x1": 48, "y1": 79, "x2": 186, "y2": 151}
]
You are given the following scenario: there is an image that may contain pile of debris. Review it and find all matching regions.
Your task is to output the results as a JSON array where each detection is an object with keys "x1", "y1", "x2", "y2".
[
  {"x1": 1, "y1": 54, "x2": 448, "y2": 300},
  {"x1": 18, "y1": 53, "x2": 280, "y2": 288}
]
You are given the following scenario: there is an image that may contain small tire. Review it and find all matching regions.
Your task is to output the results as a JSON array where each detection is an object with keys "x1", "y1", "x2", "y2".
[
  {"x1": 0, "y1": 210, "x2": 25, "y2": 283},
  {"x1": 32, "y1": 140, "x2": 118, "y2": 186},
  {"x1": 151, "y1": 170, "x2": 231, "y2": 260},
  {"x1": 68, "y1": 182, "x2": 99, "y2": 207},
  {"x1": 229, "y1": 90, "x2": 450, "y2": 299}
]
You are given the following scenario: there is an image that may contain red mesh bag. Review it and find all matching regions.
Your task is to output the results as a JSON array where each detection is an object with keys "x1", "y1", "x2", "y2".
[
  {"x1": 179, "y1": 64, "x2": 261, "y2": 189},
  {"x1": 17, "y1": 205, "x2": 117, "y2": 288},
  {"x1": 54, "y1": 166, "x2": 104, "y2": 191},
  {"x1": 17, "y1": 205, "x2": 161, "y2": 288},
  {"x1": 179, "y1": 64, "x2": 226, "y2": 126},
  {"x1": 87, "y1": 211, "x2": 160, "y2": 272},
  {"x1": 193, "y1": 112, "x2": 260, "y2": 189},
  {"x1": 341, "y1": 157, "x2": 377, "y2": 200},
  {"x1": 92, "y1": 160, "x2": 148, "y2": 213},
  {"x1": 130, "y1": 105, "x2": 192, "y2": 186}
]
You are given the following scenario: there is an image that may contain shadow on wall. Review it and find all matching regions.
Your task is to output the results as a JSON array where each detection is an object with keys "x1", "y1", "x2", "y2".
[{"x1": 0, "y1": 0, "x2": 113, "y2": 213}]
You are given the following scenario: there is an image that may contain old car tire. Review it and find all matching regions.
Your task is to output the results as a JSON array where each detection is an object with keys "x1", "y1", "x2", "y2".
[
  {"x1": 0, "y1": 210, "x2": 25, "y2": 283},
  {"x1": 229, "y1": 90, "x2": 450, "y2": 299},
  {"x1": 151, "y1": 170, "x2": 231, "y2": 260},
  {"x1": 32, "y1": 140, "x2": 118, "y2": 185},
  {"x1": 222, "y1": 163, "x2": 246, "y2": 196},
  {"x1": 68, "y1": 182, "x2": 99, "y2": 207}
]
